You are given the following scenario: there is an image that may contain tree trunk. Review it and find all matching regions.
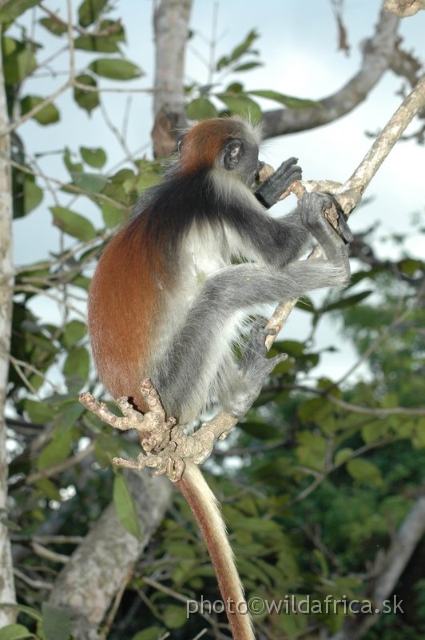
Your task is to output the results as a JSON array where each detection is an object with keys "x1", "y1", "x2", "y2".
[{"x1": 0, "y1": 25, "x2": 16, "y2": 627}]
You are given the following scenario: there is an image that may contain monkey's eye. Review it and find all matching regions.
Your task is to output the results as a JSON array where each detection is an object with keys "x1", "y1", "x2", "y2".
[{"x1": 223, "y1": 139, "x2": 242, "y2": 171}]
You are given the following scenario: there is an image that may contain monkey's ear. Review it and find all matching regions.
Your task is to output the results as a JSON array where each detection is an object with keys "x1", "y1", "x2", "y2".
[
  {"x1": 223, "y1": 139, "x2": 242, "y2": 170},
  {"x1": 177, "y1": 134, "x2": 185, "y2": 155}
]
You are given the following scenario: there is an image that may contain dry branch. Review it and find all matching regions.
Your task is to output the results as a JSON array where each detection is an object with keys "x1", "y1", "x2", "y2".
[
  {"x1": 0, "y1": 24, "x2": 16, "y2": 626},
  {"x1": 264, "y1": 74, "x2": 425, "y2": 350},
  {"x1": 384, "y1": 0, "x2": 425, "y2": 16}
]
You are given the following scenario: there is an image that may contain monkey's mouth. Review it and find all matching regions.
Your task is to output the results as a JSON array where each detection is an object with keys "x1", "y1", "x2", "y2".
[{"x1": 255, "y1": 161, "x2": 265, "y2": 182}]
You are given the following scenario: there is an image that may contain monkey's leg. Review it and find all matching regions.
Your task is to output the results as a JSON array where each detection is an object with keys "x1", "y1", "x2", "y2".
[
  {"x1": 155, "y1": 261, "x2": 348, "y2": 420},
  {"x1": 222, "y1": 325, "x2": 287, "y2": 417}
]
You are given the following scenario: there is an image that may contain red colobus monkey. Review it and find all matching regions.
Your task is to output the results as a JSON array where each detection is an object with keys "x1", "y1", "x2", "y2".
[
  {"x1": 88, "y1": 117, "x2": 350, "y2": 423},
  {"x1": 88, "y1": 117, "x2": 351, "y2": 640}
]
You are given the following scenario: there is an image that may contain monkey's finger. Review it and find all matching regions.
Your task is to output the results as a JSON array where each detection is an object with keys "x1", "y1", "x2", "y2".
[
  {"x1": 336, "y1": 211, "x2": 354, "y2": 244},
  {"x1": 255, "y1": 158, "x2": 302, "y2": 209},
  {"x1": 322, "y1": 195, "x2": 354, "y2": 244}
]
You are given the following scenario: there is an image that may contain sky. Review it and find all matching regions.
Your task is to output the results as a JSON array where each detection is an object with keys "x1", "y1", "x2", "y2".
[{"x1": 11, "y1": 0, "x2": 425, "y2": 382}]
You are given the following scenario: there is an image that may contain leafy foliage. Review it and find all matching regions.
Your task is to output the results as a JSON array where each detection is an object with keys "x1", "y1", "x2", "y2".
[{"x1": 2, "y1": 1, "x2": 425, "y2": 639}]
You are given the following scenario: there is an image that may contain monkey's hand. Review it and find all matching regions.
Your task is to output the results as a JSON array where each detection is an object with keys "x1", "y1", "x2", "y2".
[
  {"x1": 300, "y1": 192, "x2": 353, "y2": 244},
  {"x1": 230, "y1": 327, "x2": 287, "y2": 418},
  {"x1": 323, "y1": 197, "x2": 354, "y2": 244},
  {"x1": 255, "y1": 157, "x2": 302, "y2": 209}
]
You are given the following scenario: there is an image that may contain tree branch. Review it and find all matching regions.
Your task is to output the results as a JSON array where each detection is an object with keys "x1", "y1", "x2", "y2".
[
  {"x1": 384, "y1": 0, "x2": 425, "y2": 17},
  {"x1": 262, "y1": 9, "x2": 400, "y2": 139},
  {"x1": 264, "y1": 72, "x2": 425, "y2": 349},
  {"x1": 0, "y1": 24, "x2": 16, "y2": 628},
  {"x1": 151, "y1": 0, "x2": 193, "y2": 158}
]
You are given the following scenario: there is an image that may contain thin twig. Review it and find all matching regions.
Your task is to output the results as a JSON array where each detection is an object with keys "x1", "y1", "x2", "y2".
[
  {"x1": 24, "y1": 443, "x2": 95, "y2": 486},
  {"x1": 264, "y1": 75, "x2": 425, "y2": 352}
]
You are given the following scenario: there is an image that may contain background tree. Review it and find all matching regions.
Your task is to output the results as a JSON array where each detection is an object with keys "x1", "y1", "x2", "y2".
[{"x1": 0, "y1": 1, "x2": 425, "y2": 639}]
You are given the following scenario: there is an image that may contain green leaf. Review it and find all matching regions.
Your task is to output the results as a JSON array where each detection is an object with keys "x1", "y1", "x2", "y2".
[
  {"x1": 63, "y1": 346, "x2": 90, "y2": 380},
  {"x1": 131, "y1": 629, "x2": 163, "y2": 640},
  {"x1": 321, "y1": 290, "x2": 373, "y2": 313},
  {"x1": 235, "y1": 516, "x2": 280, "y2": 535},
  {"x1": 37, "y1": 428, "x2": 73, "y2": 471},
  {"x1": 3, "y1": 38, "x2": 37, "y2": 84},
  {"x1": 80, "y1": 146, "x2": 107, "y2": 168},
  {"x1": 134, "y1": 160, "x2": 163, "y2": 191},
  {"x1": 225, "y1": 82, "x2": 244, "y2": 93},
  {"x1": 42, "y1": 603, "x2": 72, "y2": 640},
  {"x1": 162, "y1": 605, "x2": 187, "y2": 630},
  {"x1": 186, "y1": 98, "x2": 218, "y2": 120},
  {"x1": 241, "y1": 421, "x2": 281, "y2": 440},
  {"x1": 334, "y1": 447, "x2": 353, "y2": 466},
  {"x1": 75, "y1": 21, "x2": 125, "y2": 53},
  {"x1": 75, "y1": 34, "x2": 114, "y2": 52},
  {"x1": 313, "y1": 548, "x2": 329, "y2": 578},
  {"x1": 54, "y1": 402, "x2": 84, "y2": 431},
  {"x1": 229, "y1": 29, "x2": 259, "y2": 63},
  {"x1": 0, "y1": 0, "x2": 39, "y2": 22},
  {"x1": 167, "y1": 541, "x2": 197, "y2": 560},
  {"x1": 22, "y1": 399, "x2": 55, "y2": 424},
  {"x1": 100, "y1": 201, "x2": 125, "y2": 228},
  {"x1": 0, "y1": 624, "x2": 35, "y2": 640},
  {"x1": 88, "y1": 58, "x2": 142, "y2": 80},
  {"x1": 346, "y1": 458, "x2": 382, "y2": 486},
  {"x1": 234, "y1": 61, "x2": 263, "y2": 72},
  {"x1": 295, "y1": 431, "x2": 326, "y2": 471},
  {"x1": 217, "y1": 94, "x2": 262, "y2": 122},
  {"x1": 21, "y1": 96, "x2": 60, "y2": 125},
  {"x1": 39, "y1": 17, "x2": 68, "y2": 36},
  {"x1": 13, "y1": 171, "x2": 43, "y2": 218},
  {"x1": 68, "y1": 172, "x2": 108, "y2": 193},
  {"x1": 50, "y1": 206, "x2": 96, "y2": 241},
  {"x1": 61, "y1": 320, "x2": 87, "y2": 349},
  {"x1": 78, "y1": 0, "x2": 108, "y2": 27},
  {"x1": 250, "y1": 89, "x2": 319, "y2": 108},
  {"x1": 35, "y1": 478, "x2": 61, "y2": 502},
  {"x1": 361, "y1": 420, "x2": 388, "y2": 443},
  {"x1": 113, "y1": 474, "x2": 142, "y2": 541},
  {"x1": 412, "y1": 418, "x2": 425, "y2": 449},
  {"x1": 0, "y1": 604, "x2": 42, "y2": 622},
  {"x1": 71, "y1": 274, "x2": 91, "y2": 290},
  {"x1": 22, "y1": 177, "x2": 43, "y2": 215},
  {"x1": 298, "y1": 396, "x2": 330, "y2": 423},
  {"x1": 64, "y1": 147, "x2": 83, "y2": 175},
  {"x1": 398, "y1": 258, "x2": 424, "y2": 277},
  {"x1": 74, "y1": 74, "x2": 100, "y2": 113}
]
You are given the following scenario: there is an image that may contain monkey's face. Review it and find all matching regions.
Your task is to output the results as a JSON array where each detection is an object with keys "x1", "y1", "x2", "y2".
[{"x1": 221, "y1": 137, "x2": 260, "y2": 186}]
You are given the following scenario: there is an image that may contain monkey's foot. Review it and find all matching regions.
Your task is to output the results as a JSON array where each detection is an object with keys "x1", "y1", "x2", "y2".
[{"x1": 231, "y1": 327, "x2": 287, "y2": 417}]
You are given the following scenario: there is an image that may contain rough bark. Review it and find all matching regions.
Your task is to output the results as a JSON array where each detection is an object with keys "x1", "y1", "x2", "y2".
[
  {"x1": 48, "y1": 471, "x2": 173, "y2": 640},
  {"x1": 0, "y1": 26, "x2": 16, "y2": 627},
  {"x1": 262, "y1": 10, "x2": 400, "y2": 139},
  {"x1": 384, "y1": 0, "x2": 425, "y2": 16},
  {"x1": 151, "y1": 0, "x2": 193, "y2": 158}
]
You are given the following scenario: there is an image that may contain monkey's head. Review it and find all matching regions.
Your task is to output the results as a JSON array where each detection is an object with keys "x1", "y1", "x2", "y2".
[{"x1": 178, "y1": 116, "x2": 262, "y2": 186}]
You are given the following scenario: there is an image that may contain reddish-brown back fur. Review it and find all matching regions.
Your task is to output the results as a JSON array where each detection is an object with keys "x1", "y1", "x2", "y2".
[
  {"x1": 89, "y1": 117, "x2": 254, "y2": 413},
  {"x1": 88, "y1": 215, "x2": 166, "y2": 412}
]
